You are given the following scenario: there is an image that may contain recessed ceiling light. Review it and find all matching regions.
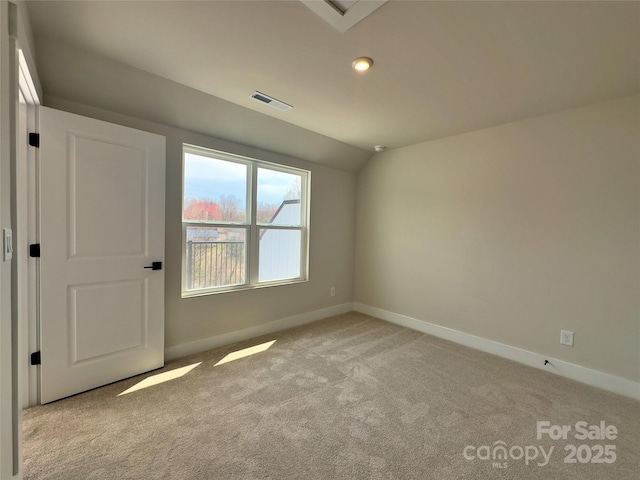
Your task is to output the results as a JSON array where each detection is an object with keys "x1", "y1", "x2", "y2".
[
  {"x1": 374, "y1": 145, "x2": 387, "y2": 152},
  {"x1": 352, "y1": 57, "x2": 373, "y2": 72}
]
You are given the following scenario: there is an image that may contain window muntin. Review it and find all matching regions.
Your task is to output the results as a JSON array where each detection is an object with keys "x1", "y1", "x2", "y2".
[{"x1": 182, "y1": 145, "x2": 309, "y2": 296}]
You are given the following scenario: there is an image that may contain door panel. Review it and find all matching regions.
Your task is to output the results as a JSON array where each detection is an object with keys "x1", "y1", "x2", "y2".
[
  {"x1": 70, "y1": 279, "x2": 146, "y2": 362},
  {"x1": 39, "y1": 106, "x2": 165, "y2": 403},
  {"x1": 71, "y1": 137, "x2": 146, "y2": 257}
]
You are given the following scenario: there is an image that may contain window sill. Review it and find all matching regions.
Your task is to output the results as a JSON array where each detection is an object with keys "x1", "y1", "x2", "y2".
[{"x1": 181, "y1": 277, "x2": 309, "y2": 298}]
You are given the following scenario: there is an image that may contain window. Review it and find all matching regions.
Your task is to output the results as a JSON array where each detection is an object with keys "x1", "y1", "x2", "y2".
[{"x1": 182, "y1": 145, "x2": 310, "y2": 296}]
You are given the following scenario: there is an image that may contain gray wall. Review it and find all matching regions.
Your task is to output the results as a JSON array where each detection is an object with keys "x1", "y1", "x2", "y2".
[
  {"x1": 355, "y1": 95, "x2": 640, "y2": 382},
  {"x1": 47, "y1": 97, "x2": 357, "y2": 350}
]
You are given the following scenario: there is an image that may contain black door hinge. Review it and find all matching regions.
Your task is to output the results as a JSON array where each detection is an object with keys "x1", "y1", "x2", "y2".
[
  {"x1": 29, "y1": 244, "x2": 40, "y2": 258},
  {"x1": 28, "y1": 133, "x2": 40, "y2": 148},
  {"x1": 30, "y1": 351, "x2": 41, "y2": 366}
]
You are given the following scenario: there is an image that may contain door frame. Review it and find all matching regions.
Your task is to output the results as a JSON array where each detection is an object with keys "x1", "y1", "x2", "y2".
[
  {"x1": 3, "y1": 5, "x2": 41, "y2": 477},
  {"x1": 17, "y1": 48, "x2": 40, "y2": 408}
]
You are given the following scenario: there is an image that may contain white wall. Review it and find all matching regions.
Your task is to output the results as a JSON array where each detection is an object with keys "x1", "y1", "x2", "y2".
[
  {"x1": 355, "y1": 95, "x2": 640, "y2": 383},
  {"x1": 45, "y1": 97, "x2": 357, "y2": 352}
]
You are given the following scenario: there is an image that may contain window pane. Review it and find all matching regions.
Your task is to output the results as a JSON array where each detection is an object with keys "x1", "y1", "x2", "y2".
[
  {"x1": 185, "y1": 226, "x2": 246, "y2": 290},
  {"x1": 259, "y1": 229, "x2": 301, "y2": 282},
  {"x1": 257, "y1": 168, "x2": 302, "y2": 226},
  {"x1": 183, "y1": 153, "x2": 247, "y2": 222}
]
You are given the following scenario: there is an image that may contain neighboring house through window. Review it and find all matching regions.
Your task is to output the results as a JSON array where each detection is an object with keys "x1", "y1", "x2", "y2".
[{"x1": 182, "y1": 144, "x2": 310, "y2": 296}]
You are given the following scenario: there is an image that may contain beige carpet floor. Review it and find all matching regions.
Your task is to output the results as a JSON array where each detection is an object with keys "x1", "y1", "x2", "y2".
[{"x1": 23, "y1": 312, "x2": 640, "y2": 479}]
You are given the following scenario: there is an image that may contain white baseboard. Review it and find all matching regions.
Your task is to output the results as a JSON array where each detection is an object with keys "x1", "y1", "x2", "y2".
[
  {"x1": 165, "y1": 303, "x2": 353, "y2": 362},
  {"x1": 353, "y1": 303, "x2": 640, "y2": 401}
]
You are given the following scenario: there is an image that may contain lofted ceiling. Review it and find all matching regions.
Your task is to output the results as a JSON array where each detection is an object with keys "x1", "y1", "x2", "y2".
[{"x1": 25, "y1": 0, "x2": 640, "y2": 163}]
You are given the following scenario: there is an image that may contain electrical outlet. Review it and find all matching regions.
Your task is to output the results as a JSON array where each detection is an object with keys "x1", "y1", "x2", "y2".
[
  {"x1": 560, "y1": 330, "x2": 574, "y2": 347},
  {"x1": 330, "y1": 287, "x2": 335, "y2": 297}
]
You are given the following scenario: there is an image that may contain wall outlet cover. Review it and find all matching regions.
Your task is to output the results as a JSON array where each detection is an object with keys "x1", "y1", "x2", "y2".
[{"x1": 560, "y1": 330, "x2": 574, "y2": 347}]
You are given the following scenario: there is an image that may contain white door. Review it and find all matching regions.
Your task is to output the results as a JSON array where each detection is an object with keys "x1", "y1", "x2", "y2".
[{"x1": 38, "y1": 107, "x2": 166, "y2": 404}]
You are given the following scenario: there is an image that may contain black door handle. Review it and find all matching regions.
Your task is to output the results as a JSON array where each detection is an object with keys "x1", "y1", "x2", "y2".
[{"x1": 144, "y1": 261, "x2": 162, "y2": 271}]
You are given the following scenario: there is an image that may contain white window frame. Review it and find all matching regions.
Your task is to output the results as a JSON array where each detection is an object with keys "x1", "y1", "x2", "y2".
[{"x1": 181, "y1": 144, "x2": 310, "y2": 297}]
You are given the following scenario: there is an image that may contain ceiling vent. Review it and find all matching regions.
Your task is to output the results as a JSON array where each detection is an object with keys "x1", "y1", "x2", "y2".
[
  {"x1": 300, "y1": 0, "x2": 388, "y2": 33},
  {"x1": 250, "y1": 91, "x2": 293, "y2": 112}
]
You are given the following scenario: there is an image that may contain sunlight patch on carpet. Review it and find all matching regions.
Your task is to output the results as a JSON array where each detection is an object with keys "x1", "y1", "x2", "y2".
[
  {"x1": 118, "y1": 362, "x2": 202, "y2": 396},
  {"x1": 214, "y1": 340, "x2": 276, "y2": 366}
]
